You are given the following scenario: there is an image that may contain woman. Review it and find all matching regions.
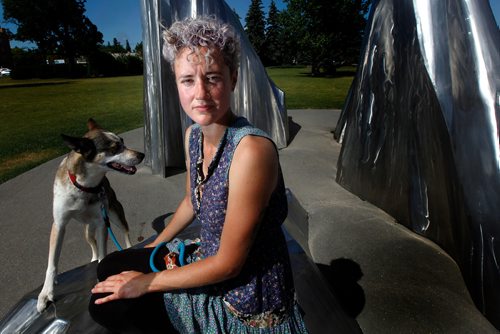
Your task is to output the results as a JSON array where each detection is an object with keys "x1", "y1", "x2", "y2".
[{"x1": 89, "y1": 16, "x2": 308, "y2": 333}]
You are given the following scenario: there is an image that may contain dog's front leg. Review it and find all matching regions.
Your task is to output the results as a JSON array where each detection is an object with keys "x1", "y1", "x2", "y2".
[
  {"x1": 85, "y1": 224, "x2": 99, "y2": 262},
  {"x1": 37, "y1": 222, "x2": 66, "y2": 312},
  {"x1": 96, "y1": 223, "x2": 108, "y2": 262}
]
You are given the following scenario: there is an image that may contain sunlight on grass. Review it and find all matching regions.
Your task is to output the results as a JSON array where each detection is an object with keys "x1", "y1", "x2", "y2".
[
  {"x1": 0, "y1": 76, "x2": 144, "y2": 184},
  {"x1": 0, "y1": 148, "x2": 63, "y2": 184},
  {"x1": 0, "y1": 148, "x2": 61, "y2": 169},
  {"x1": 266, "y1": 66, "x2": 355, "y2": 109}
]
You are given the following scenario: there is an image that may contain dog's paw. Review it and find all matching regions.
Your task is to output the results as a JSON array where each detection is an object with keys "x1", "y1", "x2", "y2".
[{"x1": 36, "y1": 291, "x2": 53, "y2": 313}]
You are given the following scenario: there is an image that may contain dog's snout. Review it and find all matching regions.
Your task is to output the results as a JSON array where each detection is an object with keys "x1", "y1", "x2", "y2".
[{"x1": 137, "y1": 152, "x2": 145, "y2": 163}]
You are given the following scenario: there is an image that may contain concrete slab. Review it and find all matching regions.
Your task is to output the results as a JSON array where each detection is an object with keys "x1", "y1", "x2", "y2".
[
  {"x1": 0, "y1": 109, "x2": 496, "y2": 333},
  {"x1": 282, "y1": 109, "x2": 497, "y2": 333}
]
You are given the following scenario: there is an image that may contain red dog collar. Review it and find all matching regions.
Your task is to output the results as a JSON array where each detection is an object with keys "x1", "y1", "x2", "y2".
[{"x1": 68, "y1": 171, "x2": 103, "y2": 194}]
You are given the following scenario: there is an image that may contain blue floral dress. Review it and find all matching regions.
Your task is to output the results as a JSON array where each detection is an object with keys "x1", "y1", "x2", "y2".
[{"x1": 162, "y1": 117, "x2": 308, "y2": 333}]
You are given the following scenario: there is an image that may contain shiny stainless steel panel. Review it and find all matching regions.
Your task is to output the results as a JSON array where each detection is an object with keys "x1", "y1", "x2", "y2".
[{"x1": 335, "y1": 0, "x2": 500, "y2": 327}]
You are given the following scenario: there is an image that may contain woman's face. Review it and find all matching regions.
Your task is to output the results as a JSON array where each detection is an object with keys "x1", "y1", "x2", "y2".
[{"x1": 174, "y1": 47, "x2": 237, "y2": 127}]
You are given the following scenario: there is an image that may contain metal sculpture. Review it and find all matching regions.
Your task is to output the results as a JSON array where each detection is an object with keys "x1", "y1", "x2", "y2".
[
  {"x1": 140, "y1": 0, "x2": 288, "y2": 175},
  {"x1": 335, "y1": 0, "x2": 500, "y2": 327}
]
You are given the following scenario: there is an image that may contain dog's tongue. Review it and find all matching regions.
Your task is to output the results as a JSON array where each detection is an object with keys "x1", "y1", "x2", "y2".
[
  {"x1": 109, "y1": 162, "x2": 137, "y2": 174},
  {"x1": 124, "y1": 165, "x2": 137, "y2": 174}
]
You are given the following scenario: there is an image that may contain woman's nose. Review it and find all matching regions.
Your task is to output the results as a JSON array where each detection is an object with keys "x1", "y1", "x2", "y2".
[{"x1": 195, "y1": 80, "x2": 210, "y2": 100}]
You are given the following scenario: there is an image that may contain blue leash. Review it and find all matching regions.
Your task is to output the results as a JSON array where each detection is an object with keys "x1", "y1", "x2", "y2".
[
  {"x1": 149, "y1": 240, "x2": 199, "y2": 272},
  {"x1": 99, "y1": 191, "x2": 195, "y2": 269},
  {"x1": 100, "y1": 201, "x2": 123, "y2": 251},
  {"x1": 149, "y1": 242, "x2": 168, "y2": 272},
  {"x1": 98, "y1": 188, "x2": 196, "y2": 269},
  {"x1": 69, "y1": 172, "x2": 124, "y2": 251}
]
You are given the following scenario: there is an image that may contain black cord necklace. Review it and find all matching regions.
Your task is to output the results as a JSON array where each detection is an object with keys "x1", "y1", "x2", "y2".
[{"x1": 194, "y1": 127, "x2": 229, "y2": 214}]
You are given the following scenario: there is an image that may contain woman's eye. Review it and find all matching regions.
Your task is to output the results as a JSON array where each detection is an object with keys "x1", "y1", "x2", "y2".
[
  {"x1": 207, "y1": 76, "x2": 221, "y2": 83},
  {"x1": 181, "y1": 79, "x2": 194, "y2": 86}
]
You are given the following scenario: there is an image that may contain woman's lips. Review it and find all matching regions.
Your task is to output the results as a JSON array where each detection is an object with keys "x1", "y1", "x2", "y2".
[{"x1": 194, "y1": 104, "x2": 213, "y2": 111}]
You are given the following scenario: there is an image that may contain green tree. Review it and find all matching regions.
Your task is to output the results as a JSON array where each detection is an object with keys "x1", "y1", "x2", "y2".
[
  {"x1": 134, "y1": 42, "x2": 143, "y2": 57},
  {"x1": 282, "y1": 0, "x2": 371, "y2": 75},
  {"x1": 335, "y1": 0, "x2": 372, "y2": 64},
  {"x1": 245, "y1": 0, "x2": 266, "y2": 61},
  {"x1": 8, "y1": 47, "x2": 43, "y2": 79},
  {"x1": 280, "y1": 0, "x2": 307, "y2": 65},
  {"x1": 125, "y1": 40, "x2": 131, "y2": 53},
  {"x1": 112, "y1": 38, "x2": 126, "y2": 53},
  {"x1": 0, "y1": 27, "x2": 13, "y2": 67},
  {"x1": 1, "y1": 0, "x2": 103, "y2": 69},
  {"x1": 263, "y1": 0, "x2": 282, "y2": 66}
]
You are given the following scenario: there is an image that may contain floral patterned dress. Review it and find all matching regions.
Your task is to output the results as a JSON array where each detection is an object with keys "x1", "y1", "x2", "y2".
[{"x1": 162, "y1": 117, "x2": 308, "y2": 333}]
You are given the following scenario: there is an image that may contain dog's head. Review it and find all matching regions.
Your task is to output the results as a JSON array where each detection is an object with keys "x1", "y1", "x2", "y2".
[{"x1": 61, "y1": 118, "x2": 145, "y2": 175}]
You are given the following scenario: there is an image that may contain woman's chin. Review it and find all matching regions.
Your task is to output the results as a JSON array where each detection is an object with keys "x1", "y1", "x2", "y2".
[
  {"x1": 192, "y1": 115, "x2": 214, "y2": 126},
  {"x1": 190, "y1": 112, "x2": 230, "y2": 127}
]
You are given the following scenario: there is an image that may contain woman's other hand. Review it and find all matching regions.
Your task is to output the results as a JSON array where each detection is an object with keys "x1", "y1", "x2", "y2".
[{"x1": 91, "y1": 271, "x2": 151, "y2": 304}]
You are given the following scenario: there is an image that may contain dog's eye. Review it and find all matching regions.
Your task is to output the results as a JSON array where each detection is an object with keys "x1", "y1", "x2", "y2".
[{"x1": 110, "y1": 142, "x2": 124, "y2": 154}]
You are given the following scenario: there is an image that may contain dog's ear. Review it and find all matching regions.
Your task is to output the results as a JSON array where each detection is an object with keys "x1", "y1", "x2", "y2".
[
  {"x1": 61, "y1": 134, "x2": 97, "y2": 160},
  {"x1": 87, "y1": 118, "x2": 101, "y2": 131}
]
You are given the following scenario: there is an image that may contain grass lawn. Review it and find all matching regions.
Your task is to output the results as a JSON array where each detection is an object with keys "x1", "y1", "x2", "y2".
[
  {"x1": 267, "y1": 66, "x2": 355, "y2": 109},
  {"x1": 0, "y1": 66, "x2": 354, "y2": 184},
  {"x1": 0, "y1": 76, "x2": 144, "y2": 184}
]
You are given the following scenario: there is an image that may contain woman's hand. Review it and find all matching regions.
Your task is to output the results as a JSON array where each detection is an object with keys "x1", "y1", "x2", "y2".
[{"x1": 91, "y1": 271, "x2": 151, "y2": 304}]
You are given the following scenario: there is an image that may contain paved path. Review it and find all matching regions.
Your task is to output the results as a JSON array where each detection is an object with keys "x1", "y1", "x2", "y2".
[{"x1": 0, "y1": 109, "x2": 497, "y2": 333}]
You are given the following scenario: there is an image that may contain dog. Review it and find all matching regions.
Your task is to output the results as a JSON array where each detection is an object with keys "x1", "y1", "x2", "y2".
[{"x1": 37, "y1": 118, "x2": 145, "y2": 312}]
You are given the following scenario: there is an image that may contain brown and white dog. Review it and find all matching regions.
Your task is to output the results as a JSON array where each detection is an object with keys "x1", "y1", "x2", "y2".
[{"x1": 37, "y1": 118, "x2": 144, "y2": 312}]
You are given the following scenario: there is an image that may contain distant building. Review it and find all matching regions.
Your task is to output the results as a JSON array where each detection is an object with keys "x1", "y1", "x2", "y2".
[
  {"x1": 0, "y1": 27, "x2": 12, "y2": 68},
  {"x1": 109, "y1": 52, "x2": 139, "y2": 59}
]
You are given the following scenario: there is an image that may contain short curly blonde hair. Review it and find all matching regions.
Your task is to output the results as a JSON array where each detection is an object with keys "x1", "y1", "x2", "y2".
[{"x1": 162, "y1": 16, "x2": 240, "y2": 73}]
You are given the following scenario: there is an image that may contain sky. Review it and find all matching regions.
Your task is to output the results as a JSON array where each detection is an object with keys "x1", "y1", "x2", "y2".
[
  {"x1": 0, "y1": 0, "x2": 287, "y2": 49},
  {"x1": 84, "y1": 0, "x2": 287, "y2": 47},
  {"x1": 0, "y1": 0, "x2": 499, "y2": 49}
]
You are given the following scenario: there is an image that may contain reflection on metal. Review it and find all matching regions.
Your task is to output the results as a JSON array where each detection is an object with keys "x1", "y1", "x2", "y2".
[
  {"x1": 334, "y1": 0, "x2": 500, "y2": 327},
  {"x1": 0, "y1": 262, "x2": 105, "y2": 334},
  {"x1": 40, "y1": 320, "x2": 70, "y2": 334},
  {"x1": 0, "y1": 299, "x2": 39, "y2": 334},
  {"x1": 140, "y1": 0, "x2": 288, "y2": 175}
]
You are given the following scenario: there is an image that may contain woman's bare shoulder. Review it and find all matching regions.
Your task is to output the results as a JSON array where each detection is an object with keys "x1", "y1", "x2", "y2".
[
  {"x1": 230, "y1": 135, "x2": 278, "y2": 183},
  {"x1": 235, "y1": 135, "x2": 276, "y2": 160}
]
